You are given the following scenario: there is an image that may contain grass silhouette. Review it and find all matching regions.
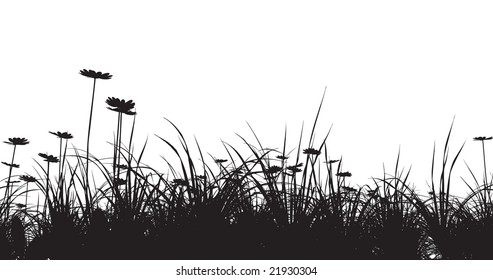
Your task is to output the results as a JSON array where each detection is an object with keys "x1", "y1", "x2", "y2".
[{"x1": 1, "y1": 73, "x2": 492, "y2": 259}]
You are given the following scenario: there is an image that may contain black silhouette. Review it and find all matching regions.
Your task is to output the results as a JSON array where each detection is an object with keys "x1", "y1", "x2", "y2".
[{"x1": 1, "y1": 73, "x2": 493, "y2": 259}]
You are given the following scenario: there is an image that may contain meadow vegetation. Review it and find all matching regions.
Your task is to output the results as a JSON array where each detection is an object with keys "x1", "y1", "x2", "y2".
[{"x1": 1, "y1": 70, "x2": 492, "y2": 259}]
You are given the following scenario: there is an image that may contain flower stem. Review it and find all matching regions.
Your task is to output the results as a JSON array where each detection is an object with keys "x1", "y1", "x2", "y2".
[
  {"x1": 482, "y1": 141, "x2": 487, "y2": 186},
  {"x1": 58, "y1": 138, "x2": 62, "y2": 204},
  {"x1": 481, "y1": 141, "x2": 489, "y2": 206},
  {"x1": 5, "y1": 145, "x2": 17, "y2": 220},
  {"x1": 46, "y1": 163, "x2": 51, "y2": 210},
  {"x1": 117, "y1": 112, "x2": 123, "y2": 178},
  {"x1": 25, "y1": 183, "x2": 29, "y2": 211},
  {"x1": 86, "y1": 77, "x2": 97, "y2": 189}
]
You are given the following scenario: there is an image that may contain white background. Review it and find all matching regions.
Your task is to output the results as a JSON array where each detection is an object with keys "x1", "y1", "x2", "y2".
[
  {"x1": 1, "y1": 259, "x2": 492, "y2": 279},
  {"x1": 1, "y1": 1, "x2": 493, "y2": 199},
  {"x1": 1, "y1": 0, "x2": 492, "y2": 273}
]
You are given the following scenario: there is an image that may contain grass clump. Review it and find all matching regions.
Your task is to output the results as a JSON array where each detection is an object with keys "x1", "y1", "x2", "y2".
[{"x1": 2, "y1": 72, "x2": 493, "y2": 259}]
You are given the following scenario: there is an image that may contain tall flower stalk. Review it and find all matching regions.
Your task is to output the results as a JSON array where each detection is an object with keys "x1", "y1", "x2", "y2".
[
  {"x1": 38, "y1": 153, "x2": 59, "y2": 213},
  {"x1": 2, "y1": 137, "x2": 29, "y2": 220},
  {"x1": 49, "y1": 131, "x2": 73, "y2": 209},
  {"x1": 79, "y1": 69, "x2": 112, "y2": 190},
  {"x1": 19, "y1": 175, "x2": 36, "y2": 211},
  {"x1": 105, "y1": 97, "x2": 136, "y2": 208}
]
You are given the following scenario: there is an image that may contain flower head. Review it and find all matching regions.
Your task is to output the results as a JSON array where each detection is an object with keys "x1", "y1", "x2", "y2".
[
  {"x1": 196, "y1": 175, "x2": 206, "y2": 180},
  {"x1": 303, "y1": 148, "x2": 321, "y2": 156},
  {"x1": 266, "y1": 165, "x2": 282, "y2": 174},
  {"x1": 286, "y1": 164, "x2": 303, "y2": 173},
  {"x1": 19, "y1": 175, "x2": 37, "y2": 183},
  {"x1": 38, "y1": 153, "x2": 59, "y2": 163},
  {"x1": 4, "y1": 137, "x2": 29, "y2": 146},
  {"x1": 173, "y1": 178, "x2": 189, "y2": 186},
  {"x1": 106, "y1": 97, "x2": 136, "y2": 115},
  {"x1": 325, "y1": 159, "x2": 340, "y2": 164},
  {"x1": 79, "y1": 69, "x2": 112, "y2": 80},
  {"x1": 49, "y1": 131, "x2": 73, "y2": 139},
  {"x1": 342, "y1": 186, "x2": 357, "y2": 193},
  {"x1": 113, "y1": 164, "x2": 128, "y2": 170},
  {"x1": 367, "y1": 188, "x2": 378, "y2": 195},
  {"x1": 474, "y1": 136, "x2": 493, "y2": 141},
  {"x1": 214, "y1": 159, "x2": 228, "y2": 164},
  {"x1": 1, "y1": 162, "x2": 19, "y2": 168},
  {"x1": 226, "y1": 178, "x2": 243, "y2": 185},
  {"x1": 15, "y1": 203, "x2": 26, "y2": 209},
  {"x1": 336, "y1": 171, "x2": 352, "y2": 177},
  {"x1": 230, "y1": 168, "x2": 243, "y2": 175},
  {"x1": 113, "y1": 178, "x2": 127, "y2": 186},
  {"x1": 276, "y1": 155, "x2": 289, "y2": 160}
]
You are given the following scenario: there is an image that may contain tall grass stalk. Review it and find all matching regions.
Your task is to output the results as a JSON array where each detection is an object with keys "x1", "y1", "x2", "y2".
[{"x1": 410, "y1": 120, "x2": 466, "y2": 259}]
